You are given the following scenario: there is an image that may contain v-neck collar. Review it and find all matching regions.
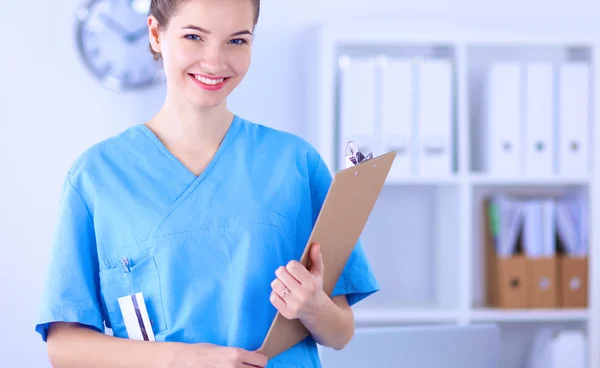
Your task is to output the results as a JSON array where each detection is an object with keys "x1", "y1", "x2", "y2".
[{"x1": 138, "y1": 115, "x2": 242, "y2": 183}]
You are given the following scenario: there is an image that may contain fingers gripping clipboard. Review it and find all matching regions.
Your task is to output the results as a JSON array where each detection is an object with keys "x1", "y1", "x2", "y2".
[{"x1": 257, "y1": 145, "x2": 396, "y2": 359}]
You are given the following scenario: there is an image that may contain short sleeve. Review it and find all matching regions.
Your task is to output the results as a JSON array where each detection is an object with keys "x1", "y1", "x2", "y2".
[
  {"x1": 35, "y1": 174, "x2": 104, "y2": 342},
  {"x1": 309, "y1": 152, "x2": 380, "y2": 306}
]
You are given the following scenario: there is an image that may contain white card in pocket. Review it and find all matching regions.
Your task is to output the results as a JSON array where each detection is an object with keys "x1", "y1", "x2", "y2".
[{"x1": 118, "y1": 292, "x2": 155, "y2": 341}]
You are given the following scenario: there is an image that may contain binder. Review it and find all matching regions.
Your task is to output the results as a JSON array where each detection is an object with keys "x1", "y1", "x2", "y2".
[
  {"x1": 485, "y1": 196, "x2": 529, "y2": 308},
  {"x1": 485, "y1": 62, "x2": 522, "y2": 175},
  {"x1": 550, "y1": 330, "x2": 588, "y2": 368},
  {"x1": 338, "y1": 56, "x2": 377, "y2": 169},
  {"x1": 556, "y1": 195, "x2": 589, "y2": 307},
  {"x1": 524, "y1": 63, "x2": 555, "y2": 175},
  {"x1": 257, "y1": 151, "x2": 396, "y2": 359},
  {"x1": 380, "y1": 57, "x2": 415, "y2": 176},
  {"x1": 416, "y1": 59, "x2": 453, "y2": 175},
  {"x1": 527, "y1": 328, "x2": 588, "y2": 368},
  {"x1": 558, "y1": 63, "x2": 590, "y2": 176},
  {"x1": 522, "y1": 199, "x2": 558, "y2": 308}
]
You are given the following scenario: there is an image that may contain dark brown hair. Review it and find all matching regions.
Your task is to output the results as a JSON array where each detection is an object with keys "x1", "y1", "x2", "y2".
[{"x1": 149, "y1": 0, "x2": 261, "y2": 60}]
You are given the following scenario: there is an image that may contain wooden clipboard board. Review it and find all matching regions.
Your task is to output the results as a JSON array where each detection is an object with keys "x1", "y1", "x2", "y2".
[{"x1": 256, "y1": 151, "x2": 396, "y2": 359}]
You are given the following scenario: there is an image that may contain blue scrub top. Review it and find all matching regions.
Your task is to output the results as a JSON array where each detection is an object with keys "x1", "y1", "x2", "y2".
[{"x1": 35, "y1": 115, "x2": 380, "y2": 367}]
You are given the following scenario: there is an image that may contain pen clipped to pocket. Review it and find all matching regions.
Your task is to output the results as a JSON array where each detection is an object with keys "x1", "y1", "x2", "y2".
[{"x1": 345, "y1": 141, "x2": 374, "y2": 168}]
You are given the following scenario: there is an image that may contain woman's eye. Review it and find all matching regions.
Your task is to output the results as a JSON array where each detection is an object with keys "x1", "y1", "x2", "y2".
[
  {"x1": 229, "y1": 38, "x2": 246, "y2": 45},
  {"x1": 185, "y1": 34, "x2": 201, "y2": 41}
]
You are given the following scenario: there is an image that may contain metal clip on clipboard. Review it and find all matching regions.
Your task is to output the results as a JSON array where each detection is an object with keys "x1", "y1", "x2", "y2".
[{"x1": 345, "y1": 141, "x2": 374, "y2": 168}]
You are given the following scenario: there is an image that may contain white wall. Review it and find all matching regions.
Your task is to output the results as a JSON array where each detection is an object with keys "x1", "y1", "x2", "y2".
[{"x1": 1, "y1": 0, "x2": 599, "y2": 366}]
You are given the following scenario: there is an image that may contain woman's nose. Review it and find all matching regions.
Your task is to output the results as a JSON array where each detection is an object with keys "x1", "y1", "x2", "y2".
[{"x1": 199, "y1": 45, "x2": 227, "y2": 74}]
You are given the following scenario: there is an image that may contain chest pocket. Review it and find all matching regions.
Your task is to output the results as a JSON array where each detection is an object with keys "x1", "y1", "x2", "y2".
[{"x1": 98, "y1": 256, "x2": 167, "y2": 338}]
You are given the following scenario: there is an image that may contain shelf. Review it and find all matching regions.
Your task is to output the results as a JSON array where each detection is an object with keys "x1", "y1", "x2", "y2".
[
  {"x1": 304, "y1": 25, "x2": 598, "y2": 367},
  {"x1": 385, "y1": 175, "x2": 461, "y2": 186},
  {"x1": 469, "y1": 174, "x2": 590, "y2": 186},
  {"x1": 470, "y1": 308, "x2": 589, "y2": 322},
  {"x1": 361, "y1": 185, "x2": 462, "y2": 310},
  {"x1": 353, "y1": 308, "x2": 589, "y2": 324},
  {"x1": 383, "y1": 174, "x2": 590, "y2": 186},
  {"x1": 353, "y1": 308, "x2": 459, "y2": 325}
]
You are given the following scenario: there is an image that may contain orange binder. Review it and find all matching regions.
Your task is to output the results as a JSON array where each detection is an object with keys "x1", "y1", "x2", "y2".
[{"x1": 256, "y1": 151, "x2": 396, "y2": 359}]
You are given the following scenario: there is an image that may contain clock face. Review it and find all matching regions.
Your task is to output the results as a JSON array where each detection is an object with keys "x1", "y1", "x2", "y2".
[{"x1": 76, "y1": 0, "x2": 163, "y2": 91}]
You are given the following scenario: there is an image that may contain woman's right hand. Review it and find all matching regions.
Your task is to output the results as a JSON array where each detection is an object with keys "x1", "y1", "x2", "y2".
[{"x1": 168, "y1": 342, "x2": 268, "y2": 368}]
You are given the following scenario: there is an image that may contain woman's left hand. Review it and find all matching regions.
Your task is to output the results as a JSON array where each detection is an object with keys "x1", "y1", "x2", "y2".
[{"x1": 270, "y1": 243, "x2": 326, "y2": 323}]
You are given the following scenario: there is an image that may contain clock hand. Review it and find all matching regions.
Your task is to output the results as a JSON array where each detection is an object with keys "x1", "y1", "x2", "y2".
[
  {"x1": 98, "y1": 13, "x2": 130, "y2": 40},
  {"x1": 127, "y1": 27, "x2": 149, "y2": 43}
]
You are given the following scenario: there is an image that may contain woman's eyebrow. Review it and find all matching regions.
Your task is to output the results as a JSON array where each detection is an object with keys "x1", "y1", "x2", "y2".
[{"x1": 182, "y1": 25, "x2": 252, "y2": 37}]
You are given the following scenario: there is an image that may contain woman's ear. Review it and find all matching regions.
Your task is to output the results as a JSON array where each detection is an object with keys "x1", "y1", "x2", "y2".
[{"x1": 148, "y1": 15, "x2": 161, "y2": 54}]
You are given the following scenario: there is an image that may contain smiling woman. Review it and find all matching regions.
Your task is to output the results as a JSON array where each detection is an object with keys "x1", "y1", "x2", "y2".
[
  {"x1": 36, "y1": 0, "x2": 379, "y2": 367},
  {"x1": 147, "y1": 0, "x2": 259, "y2": 108}
]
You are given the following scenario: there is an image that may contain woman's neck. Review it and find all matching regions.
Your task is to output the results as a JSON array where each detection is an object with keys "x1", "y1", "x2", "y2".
[{"x1": 148, "y1": 95, "x2": 234, "y2": 154}]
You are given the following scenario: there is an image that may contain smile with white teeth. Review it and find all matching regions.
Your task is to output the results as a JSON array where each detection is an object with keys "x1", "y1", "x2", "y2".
[{"x1": 194, "y1": 75, "x2": 225, "y2": 85}]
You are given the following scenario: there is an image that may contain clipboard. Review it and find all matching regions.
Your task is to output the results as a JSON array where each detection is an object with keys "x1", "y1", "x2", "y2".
[{"x1": 256, "y1": 150, "x2": 396, "y2": 359}]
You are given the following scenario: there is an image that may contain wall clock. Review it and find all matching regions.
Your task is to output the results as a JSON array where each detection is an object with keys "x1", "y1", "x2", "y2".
[{"x1": 75, "y1": 0, "x2": 163, "y2": 91}]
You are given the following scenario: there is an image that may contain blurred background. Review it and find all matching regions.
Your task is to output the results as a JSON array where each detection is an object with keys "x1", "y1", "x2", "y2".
[{"x1": 1, "y1": 0, "x2": 599, "y2": 367}]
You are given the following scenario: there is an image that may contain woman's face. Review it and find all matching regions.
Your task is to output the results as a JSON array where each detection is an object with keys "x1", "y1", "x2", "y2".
[{"x1": 150, "y1": 0, "x2": 254, "y2": 109}]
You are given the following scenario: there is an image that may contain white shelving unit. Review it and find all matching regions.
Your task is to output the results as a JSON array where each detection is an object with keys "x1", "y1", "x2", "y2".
[{"x1": 302, "y1": 23, "x2": 599, "y2": 368}]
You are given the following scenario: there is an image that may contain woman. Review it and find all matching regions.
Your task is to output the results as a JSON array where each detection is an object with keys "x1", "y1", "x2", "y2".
[{"x1": 35, "y1": 0, "x2": 379, "y2": 367}]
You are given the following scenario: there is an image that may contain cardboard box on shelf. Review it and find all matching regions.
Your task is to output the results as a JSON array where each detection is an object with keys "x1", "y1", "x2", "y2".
[{"x1": 483, "y1": 196, "x2": 587, "y2": 309}]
